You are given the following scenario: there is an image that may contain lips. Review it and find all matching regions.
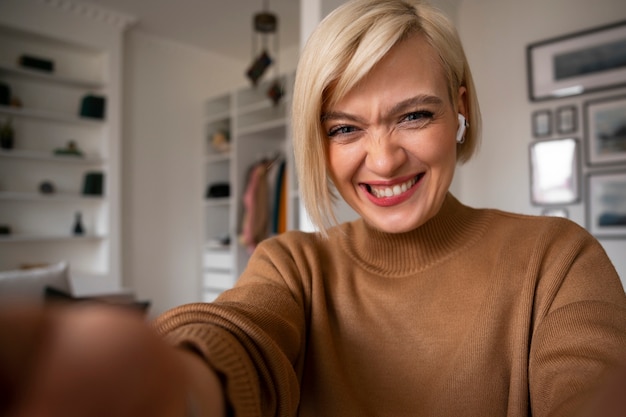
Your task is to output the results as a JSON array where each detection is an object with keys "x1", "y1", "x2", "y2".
[{"x1": 362, "y1": 173, "x2": 425, "y2": 204}]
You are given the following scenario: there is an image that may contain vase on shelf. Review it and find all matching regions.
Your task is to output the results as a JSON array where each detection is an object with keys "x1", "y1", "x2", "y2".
[{"x1": 73, "y1": 211, "x2": 85, "y2": 235}]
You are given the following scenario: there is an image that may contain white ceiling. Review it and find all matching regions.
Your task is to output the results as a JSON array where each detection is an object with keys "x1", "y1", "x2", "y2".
[{"x1": 82, "y1": 0, "x2": 301, "y2": 62}]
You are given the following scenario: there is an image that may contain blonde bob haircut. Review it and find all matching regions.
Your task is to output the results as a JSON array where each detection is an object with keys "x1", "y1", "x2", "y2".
[{"x1": 292, "y1": 0, "x2": 481, "y2": 236}]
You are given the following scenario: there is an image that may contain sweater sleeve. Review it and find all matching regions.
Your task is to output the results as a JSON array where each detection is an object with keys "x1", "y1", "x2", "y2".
[
  {"x1": 153, "y1": 234, "x2": 310, "y2": 417},
  {"x1": 528, "y1": 220, "x2": 626, "y2": 417}
]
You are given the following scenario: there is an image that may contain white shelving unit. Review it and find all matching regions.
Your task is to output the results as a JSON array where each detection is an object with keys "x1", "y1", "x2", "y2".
[
  {"x1": 0, "y1": 0, "x2": 132, "y2": 294},
  {"x1": 202, "y1": 73, "x2": 298, "y2": 301}
]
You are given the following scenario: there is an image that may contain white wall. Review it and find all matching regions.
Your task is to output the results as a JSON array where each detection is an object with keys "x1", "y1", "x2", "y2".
[
  {"x1": 121, "y1": 31, "x2": 243, "y2": 315},
  {"x1": 456, "y1": 0, "x2": 626, "y2": 285},
  {"x1": 121, "y1": 30, "x2": 299, "y2": 315}
]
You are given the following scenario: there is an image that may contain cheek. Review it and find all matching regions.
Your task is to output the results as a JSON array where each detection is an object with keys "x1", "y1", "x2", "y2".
[
  {"x1": 327, "y1": 143, "x2": 362, "y2": 181},
  {"x1": 410, "y1": 131, "x2": 457, "y2": 168}
]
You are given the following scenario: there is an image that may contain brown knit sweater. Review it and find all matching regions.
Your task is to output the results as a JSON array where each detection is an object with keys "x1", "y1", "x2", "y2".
[{"x1": 154, "y1": 194, "x2": 626, "y2": 417}]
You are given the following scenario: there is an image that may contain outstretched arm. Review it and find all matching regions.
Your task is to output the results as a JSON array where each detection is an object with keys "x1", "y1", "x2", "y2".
[{"x1": 0, "y1": 303, "x2": 225, "y2": 417}]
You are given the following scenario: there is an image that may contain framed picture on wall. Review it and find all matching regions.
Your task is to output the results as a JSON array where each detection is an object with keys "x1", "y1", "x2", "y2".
[
  {"x1": 527, "y1": 20, "x2": 626, "y2": 101},
  {"x1": 529, "y1": 137, "x2": 580, "y2": 205},
  {"x1": 556, "y1": 105, "x2": 577, "y2": 134},
  {"x1": 532, "y1": 109, "x2": 552, "y2": 137},
  {"x1": 586, "y1": 170, "x2": 626, "y2": 238},
  {"x1": 584, "y1": 95, "x2": 626, "y2": 166}
]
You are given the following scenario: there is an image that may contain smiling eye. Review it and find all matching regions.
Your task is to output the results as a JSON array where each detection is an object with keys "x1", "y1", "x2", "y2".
[
  {"x1": 328, "y1": 125, "x2": 358, "y2": 137},
  {"x1": 402, "y1": 110, "x2": 434, "y2": 122}
]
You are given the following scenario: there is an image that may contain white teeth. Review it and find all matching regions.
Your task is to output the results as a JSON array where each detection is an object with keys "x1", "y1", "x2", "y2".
[{"x1": 370, "y1": 177, "x2": 416, "y2": 198}]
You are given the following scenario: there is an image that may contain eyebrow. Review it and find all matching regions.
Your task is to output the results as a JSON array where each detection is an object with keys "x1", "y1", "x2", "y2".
[{"x1": 321, "y1": 94, "x2": 445, "y2": 123}]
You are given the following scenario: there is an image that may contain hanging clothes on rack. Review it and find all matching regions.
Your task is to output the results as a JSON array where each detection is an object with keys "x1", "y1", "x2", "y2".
[
  {"x1": 273, "y1": 158, "x2": 287, "y2": 234},
  {"x1": 239, "y1": 154, "x2": 283, "y2": 253}
]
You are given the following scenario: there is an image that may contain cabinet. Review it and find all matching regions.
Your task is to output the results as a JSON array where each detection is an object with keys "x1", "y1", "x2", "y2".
[
  {"x1": 202, "y1": 73, "x2": 299, "y2": 301},
  {"x1": 0, "y1": 21, "x2": 123, "y2": 293}
]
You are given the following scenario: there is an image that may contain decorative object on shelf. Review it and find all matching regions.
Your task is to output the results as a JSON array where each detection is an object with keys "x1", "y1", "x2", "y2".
[
  {"x1": 0, "y1": 225, "x2": 11, "y2": 236},
  {"x1": 53, "y1": 140, "x2": 84, "y2": 157},
  {"x1": 210, "y1": 130, "x2": 231, "y2": 153},
  {"x1": 0, "y1": 82, "x2": 10, "y2": 106},
  {"x1": 39, "y1": 181, "x2": 56, "y2": 194},
  {"x1": 529, "y1": 137, "x2": 580, "y2": 205},
  {"x1": 0, "y1": 118, "x2": 15, "y2": 150},
  {"x1": 584, "y1": 94, "x2": 626, "y2": 166},
  {"x1": 18, "y1": 54, "x2": 55, "y2": 73},
  {"x1": 206, "y1": 182, "x2": 230, "y2": 198},
  {"x1": 10, "y1": 96, "x2": 23, "y2": 108},
  {"x1": 532, "y1": 109, "x2": 552, "y2": 138},
  {"x1": 527, "y1": 20, "x2": 626, "y2": 101},
  {"x1": 267, "y1": 80, "x2": 284, "y2": 106},
  {"x1": 82, "y1": 171, "x2": 104, "y2": 196},
  {"x1": 79, "y1": 94, "x2": 106, "y2": 119},
  {"x1": 206, "y1": 234, "x2": 231, "y2": 248},
  {"x1": 73, "y1": 211, "x2": 85, "y2": 235},
  {"x1": 586, "y1": 170, "x2": 626, "y2": 238},
  {"x1": 246, "y1": 0, "x2": 279, "y2": 86}
]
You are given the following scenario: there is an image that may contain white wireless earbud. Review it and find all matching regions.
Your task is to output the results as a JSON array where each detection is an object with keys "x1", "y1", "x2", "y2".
[{"x1": 456, "y1": 114, "x2": 468, "y2": 144}]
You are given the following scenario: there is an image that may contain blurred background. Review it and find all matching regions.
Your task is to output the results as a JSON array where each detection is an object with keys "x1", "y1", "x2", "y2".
[{"x1": 0, "y1": 0, "x2": 625, "y2": 316}]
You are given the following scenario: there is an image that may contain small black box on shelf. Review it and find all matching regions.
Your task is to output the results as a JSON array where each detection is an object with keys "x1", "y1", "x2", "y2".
[
  {"x1": 0, "y1": 83, "x2": 10, "y2": 105},
  {"x1": 82, "y1": 172, "x2": 104, "y2": 196},
  {"x1": 19, "y1": 54, "x2": 55, "y2": 73},
  {"x1": 79, "y1": 95, "x2": 106, "y2": 120},
  {"x1": 206, "y1": 182, "x2": 230, "y2": 198}
]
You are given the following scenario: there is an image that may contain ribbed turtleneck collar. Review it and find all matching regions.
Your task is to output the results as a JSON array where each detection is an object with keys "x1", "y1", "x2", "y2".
[{"x1": 334, "y1": 193, "x2": 491, "y2": 277}]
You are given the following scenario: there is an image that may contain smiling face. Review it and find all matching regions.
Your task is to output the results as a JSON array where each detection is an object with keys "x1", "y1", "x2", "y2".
[{"x1": 322, "y1": 34, "x2": 466, "y2": 234}]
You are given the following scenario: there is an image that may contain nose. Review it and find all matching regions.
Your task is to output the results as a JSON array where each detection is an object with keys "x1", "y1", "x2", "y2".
[{"x1": 364, "y1": 130, "x2": 407, "y2": 177}]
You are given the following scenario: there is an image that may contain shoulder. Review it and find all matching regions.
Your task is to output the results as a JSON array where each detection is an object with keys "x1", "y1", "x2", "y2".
[
  {"x1": 465, "y1": 206, "x2": 611, "y2": 271},
  {"x1": 482, "y1": 207, "x2": 594, "y2": 243},
  {"x1": 257, "y1": 229, "x2": 326, "y2": 253},
  {"x1": 251, "y1": 229, "x2": 332, "y2": 267},
  {"x1": 251, "y1": 223, "x2": 358, "y2": 272}
]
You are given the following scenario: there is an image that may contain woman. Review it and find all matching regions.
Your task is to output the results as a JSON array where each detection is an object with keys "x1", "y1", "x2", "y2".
[
  {"x1": 2, "y1": 0, "x2": 625, "y2": 416},
  {"x1": 160, "y1": 0, "x2": 626, "y2": 415}
]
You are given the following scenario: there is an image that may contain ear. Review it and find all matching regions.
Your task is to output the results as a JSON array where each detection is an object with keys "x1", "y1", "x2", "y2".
[{"x1": 456, "y1": 86, "x2": 468, "y2": 120}]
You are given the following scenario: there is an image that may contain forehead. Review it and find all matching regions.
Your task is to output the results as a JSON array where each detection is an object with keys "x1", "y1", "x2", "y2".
[{"x1": 326, "y1": 34, "x2": 449, "y2": 111}]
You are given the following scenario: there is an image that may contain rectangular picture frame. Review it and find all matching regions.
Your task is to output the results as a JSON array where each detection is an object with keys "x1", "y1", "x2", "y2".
[
  {"x1": 586, "y1": 170, "x2": 626, "y2": 238},
  {"x1": 532, "y1": 109, "x2": 552, "y2": 138},
  {"x1": 556, "y1": 105, "x2": 577, "y2": 134},
  {"x1": 584, "y1": 94, "x2": 626, "y2": 166},
  {"x1": 529, "y1": 137, "x2": 580, "y2": 205},
  {"x1": 527, "y1": 20, "x2": 626, "y2": 101}
]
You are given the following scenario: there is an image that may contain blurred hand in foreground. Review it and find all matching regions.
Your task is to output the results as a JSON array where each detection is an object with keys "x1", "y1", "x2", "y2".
[{"x1": 0, "y1": 303, "x2": 212, "y2": 417}]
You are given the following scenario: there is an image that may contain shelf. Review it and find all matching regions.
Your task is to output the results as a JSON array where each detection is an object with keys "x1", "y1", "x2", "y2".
[
  {"x1": 0, "y1": 5, "x2": 125, "y2": 295},
  {"x1": 237, "y1": 99, "x2": 276, "y2": 116},
  {"x1": 0, "y1": 104, "x2": 105, "y2": 125},
  {"x1": 205, "y1": 111, "x2": 230, "y2": 124},
  {"x1": 0, "y1": 63, "x2": 105, "y2": 90},
  {"x1": 204, "y1": 94, "x2": 230, "y2": 118},
  {"x1": 238, "y1": 117, "x2": 289, "y2": 137},
  {"x1": 204, "y1": 241, "x2": 230, "y2": 250},
  {"x1": 205, "y1": 152, "x2": 231, "y2": 164},
  {"x1": 202, "y1": 71, "x2": 294, "y2": 299},
  {"x1": 204, "y1": 197, "x2": 231, "y2": 207},
  {"x1": 0, "y1": 149, "x2": 105, "y2": 165},
  {"x1": 0, "y1": 191, "x2": 104, "y2": 202},
  {"x1": 0, "y1": 233, "x2": 106, "y2": 243}
]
